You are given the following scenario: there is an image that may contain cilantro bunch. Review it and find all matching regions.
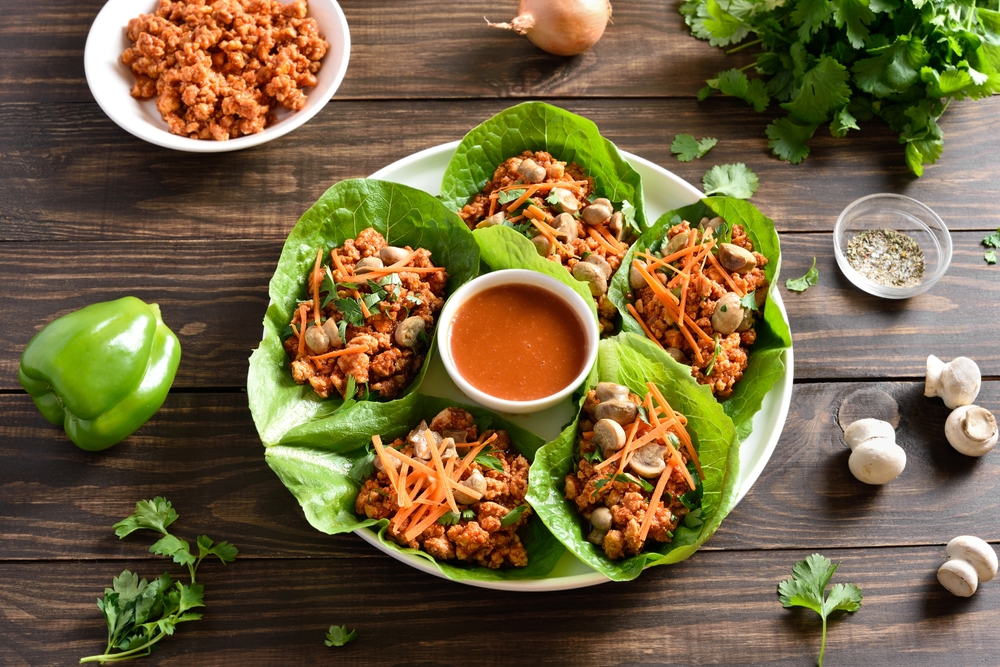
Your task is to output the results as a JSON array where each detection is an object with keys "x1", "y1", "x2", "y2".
[
  {"x1": 682, "y1": 0, "x2": 1000, "y2": 176},
  {"x1": 80, "y1": 498, "x2": 237, "y2": 664}
]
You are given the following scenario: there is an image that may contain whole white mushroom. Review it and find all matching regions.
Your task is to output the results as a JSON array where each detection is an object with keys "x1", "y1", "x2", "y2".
[
  {"x1": 945, "y1": 405, "x2": 998, "y2": 457},
  {"x1": 937, "y1": 535, "x2": 999, "y2": 597},
  {"x1": 925, "y1": 355, "x2": 981, "y2": 409},
  {"x1": 843, "y1": 418, "x2": 906, "y2": 485}
]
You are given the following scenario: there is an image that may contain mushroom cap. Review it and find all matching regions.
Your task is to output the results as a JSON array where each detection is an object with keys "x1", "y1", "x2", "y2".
[
  {"x1": 594, "y1": 398, "x2": 638, "y2": 425},
  {"x1": 584, "y1": 254, "x2": 613, "y2": 280},
  {"x1": 553, "y1": 213, "x2": 578, "y2": 242},
  {"x1": 379, "y1": 245, "x2": 410, "y2": 264},
  {"x1": 945, "y1": 405, "x2": 998, "y2": 457},
  {"x1": 394, "y1": 316, "x2": 426, "y2": 349},
  {"x1": 531, "y1": 234, "x2": 553, "y2": 257},
  {"x1": 946, "y1": 536, "x2": 999, "y2": 583},
  {"x1": 581, "y1": 201, "x2": 613, "y2": 225},
  {"x1": 718, "y1": 243, "x2": 757, "y2": 274},
  {"x1": 941, "y1": 356, "x2": 981, "y2": 409},
  {"x1": 572, "y1": 261, "x2": 608, "y2": 296},
  {"x1": 844, "y1": 418, "x2": 896, "y2": 450},
  {"x1": 551, "y1": 187, "x2": 580, "y2": 213},
  {"x1": 711, "y1": 292, "x2": 744, "y2": 335},
  {"x1": 664, "y1": 231, "x2": 689, "y2": 256},
  {"x1": 453, "y1": 469, "x2": 487, "y2": 504},
  {"x1": 355, "y1": 256, "x2": 384, "y2": 274},
  {"x1": 516, "y1": 158, "x2": 546, "y2": 183},
  {"x1": 592, "y1": 418, "x2": 627, "y2": 454},
  {"x1": 665, "y1": 347, "x2": 688, "y2": 364},
  {"x1": 847, "y1": 437, "x2": 906, "y2": 484},
  {"x1": 629, "y1": 260, "x2": 647, "y2": 290},
  {"x1": 629, "y1": 443, "x2": 667, "y2": 478},
  {"x1": 938, "y1": 558, "x2": 979, "y2": 597},
  {"x1": 321, "y1": 317, "x2": 342, "y2": 347},
  {"x1": 924, "y1": 354, "x2": 945, "y2": 398},
  {"x1": 476, "y1": 212, "x2": 505, "y2": 230},
  {"x1": 590, "y1": 506, "x2": 612, "y2": 532},
  {"x1": 595, "y1": 382, "x2": 630, "y2": 402},
  {"x1": 304, "y1": 324, "x2": 331, "y2": 354}
]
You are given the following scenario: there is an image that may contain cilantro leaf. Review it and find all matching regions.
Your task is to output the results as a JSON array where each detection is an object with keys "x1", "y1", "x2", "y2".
[
  {"x1": 705, "y1": 69, "x2": 770, "y2": 111},
  {"x1": 986, "y1": 249, "x2": 997, "y2": 264},
  {"x1": 766, "y1": 117, "x2": 818, "y2": 164},
  {"x1": 196, "y1": 535, "x2": 239, "y2": 565},
  {"x1": 984, "y1": 229, "x2": 1000, "y2": 248},
  {"x1": 702, "y1": 163, "x2": 759, "y2": 199},
  {"x1": 852, "y1": 35, "x2": 928, "y2": 97},
  {"x1": 739, "y1": 292, "x2": 759, "y2": 312},
  {"x1": 785, "y1": 257, "x2": 819, "y2": 292},
  {"x1": 832, "y1": 0, "x2": 876, "y2": 49},
  {"x1": 671, "y1": 134, "x2": 719, "y2": 162},
  {"x1": 781, "y1": 56, "x2": 851, "y2": 124},
  {"x1": 500, "y1": 504, "x2": 530, "y2": 527},
  {"x1": 474, "y1": 450, "x2": 504, "y2": 472},
  {"x1": 791, "y1": 0, "x2": 833, "y2": 42},
  {"x1": 437, "y1": 510, "x2": 462, "y2": 526},
  {"x1": 621, "y1": 199, "x2": 641, "y2": 235},
  {"x1": 829, "y1": 107, "x2": 859, "y2": 138},
  {"x1": 497, "y1": 189, "x2": 526, "y2": 205},
  {"x1": 114, "y1": 497, "x2": 179, "y2": 538},
  {"x1": 333, "y1": 298, "x2": 366, "y2": 327},
  {"x1": 778, "y1": 553, "x2": 863, "y2": 666},
  {"x1": 325, "y1": 625, "x2": 358, "y2": 647},
  {"x1": 349, "y1": 448, "x2": 376, "y2": 482}
]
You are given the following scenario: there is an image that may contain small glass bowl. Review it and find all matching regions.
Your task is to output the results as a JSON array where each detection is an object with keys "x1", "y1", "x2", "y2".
[{"x1": 833, "y1": 193, "x2": 952, "y2": 299}]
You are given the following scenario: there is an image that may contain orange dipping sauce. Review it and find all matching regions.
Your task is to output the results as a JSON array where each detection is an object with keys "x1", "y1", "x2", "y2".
[{"x1": 449, "y1": 283, "x2": 589, "y2": 401}]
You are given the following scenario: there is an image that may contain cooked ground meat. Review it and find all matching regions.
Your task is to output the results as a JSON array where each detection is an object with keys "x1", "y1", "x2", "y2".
[
  {"x1": 458, "y1": 150, "x2": 636, "y2": 335},
  {"x1": 355, "y1": 408, "x2": 531, "y2": 569},
  {"x1": 628, "y1": 218, "x2": 769, "y2": 397},
  {"x1": 122, "y1": 0, "x2": 328, "y2": 140},
  {"x1": 283, "y1": 228, "x2": 446, "y2": 400},
  {"x1": 564, "y1": 387, "x2": 694, "y2": 560}
]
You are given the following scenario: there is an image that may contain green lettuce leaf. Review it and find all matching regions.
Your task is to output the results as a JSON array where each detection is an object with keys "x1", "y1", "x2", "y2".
[
  {"x1": 247, "y1": 178, "x2": 479, "y2": 446},
  {"x1": 265, "y1": 393, "x2": 565, "y2": 582},
  {"x1": 608, "y1": 197, "x2": 792, "y2": 440},
  {"x1": 439, "y1": 101, "x2": 648, "y2": 234},
  {"x1": 526, "y1": 333, "x2": 741, "y2": 581}
]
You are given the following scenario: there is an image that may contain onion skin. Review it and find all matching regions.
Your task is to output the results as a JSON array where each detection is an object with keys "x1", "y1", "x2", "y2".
[{"x1": 488, "y1": 0, "x2": 613, "y2": 57}]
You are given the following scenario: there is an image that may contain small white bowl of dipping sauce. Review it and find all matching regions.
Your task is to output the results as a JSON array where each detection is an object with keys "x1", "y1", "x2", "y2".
[{"x1": 436, "y1": 270, "x2": 599, "y2": 414}]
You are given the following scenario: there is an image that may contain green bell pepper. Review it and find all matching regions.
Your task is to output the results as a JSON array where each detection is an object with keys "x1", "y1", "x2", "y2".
[{"x1": 18, "y1": 296, "x2": 181, "y2": 451}]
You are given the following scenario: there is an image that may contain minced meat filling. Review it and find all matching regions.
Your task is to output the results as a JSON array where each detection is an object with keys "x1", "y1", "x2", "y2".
[
  {"x1": 564, "y1": 386, "x2": 694, "y2": 560},
  {"x1": 628, "y1": 218, "x2": 769, "y2": 397},
  {"x1": 356, "y1": 407, "x2": 532, "y2": 569},
  {"x1": 458, "y1": 150, "x2": 636, "y2": 335},
  {"x1": 283, "y1": 228, "x2": 446, "y2": 400}
]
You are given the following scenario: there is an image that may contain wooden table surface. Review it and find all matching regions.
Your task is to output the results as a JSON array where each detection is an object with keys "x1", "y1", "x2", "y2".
[{"x1": 3, "y1": 1, "x2": 1000, "y2": 665}]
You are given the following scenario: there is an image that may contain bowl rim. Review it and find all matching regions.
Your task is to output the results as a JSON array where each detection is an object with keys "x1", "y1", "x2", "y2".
[
  {"x1": 436, "y1": 269, "x2": 600, "y2": 414},
  {"x1": 833, "y1": 192, "x2": 952, "y2": 299},
  {"x1": 83, "y1": 0, "x2": 351, "y2": 153}
]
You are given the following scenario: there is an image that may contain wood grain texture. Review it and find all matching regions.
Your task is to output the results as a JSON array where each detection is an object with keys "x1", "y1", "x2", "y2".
[
  {"x1": 1, "y1": 234, "x2": 997, "y2": 390},
  {"x1": 3, "y1": 382, "x2": 997, "y2": 561},
  {"x1": 2, "y1": 98, "x2": 999, "y2": 240},
  {"x1": 0, "y1": 0, "x2": 744, "y2": 104},
  {"x1": 2, "y1": 548, "x2": 998, "y2": 666}
]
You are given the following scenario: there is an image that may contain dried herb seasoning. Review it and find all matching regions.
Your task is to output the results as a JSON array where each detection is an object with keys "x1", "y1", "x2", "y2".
[{"x1": 846, "y1": 229, "x2": 924, "y2": 288}]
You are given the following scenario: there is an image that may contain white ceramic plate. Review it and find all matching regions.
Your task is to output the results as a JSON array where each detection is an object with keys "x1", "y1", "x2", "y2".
[
  {"x1": 357, "y1": 143, "x2": 794, "y2": 591},
  {"x1": 84, "y1": 0, "x2": 350, "y2": 152}
]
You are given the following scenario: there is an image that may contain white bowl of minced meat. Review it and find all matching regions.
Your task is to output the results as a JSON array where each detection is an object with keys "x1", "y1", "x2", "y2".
[{"x1": 84, "y1": 0, "x2": 350, "y2": 152}]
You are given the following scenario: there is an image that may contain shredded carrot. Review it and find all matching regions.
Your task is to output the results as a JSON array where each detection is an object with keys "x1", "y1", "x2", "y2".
[
  {"x1": 311, "y1": 248, "x2": 324, "y2": 324},
  {"x1": 335, "y1": 265, "x2": 445, "y2": 283},
  {"x1": 529, "y1": 218, "x2": 569, "y2": 255},
  {"x1": 647, "y1": 382, "x2": 703, "y2": 482},
  {"x1": 396, "y1": 461, "x2": 411, "y2": 508},
  {"x1": 404, "y1": 505, "x2": 451, "y2": 542},
  {"x1": 615, "y1": 418, "x2": 644, "y2": 479},
  {"x1": 425, "y1": 430, "x2": 459, "y2": 514},
  {"x1": 330, "y1": 248, "x2": 348, "y2": 279},
  {"x1": 597, "y1": 224, "x2": 626, "y2": 255},
  {"x1": 390, "y1": 476, "x2": 427, "y2": 531},
  {"x1": 495, "y1": 180, "x2": 589, "y2": 193},
  {"x1": 626, "y1": 303, "x2": 664, "y2": 350},
  {"x1": 506, "y1": 184, "x2": 540, "y2": 212},
  {"x1": 296, "y1": 304, "x2": 308, "y2": 358},
  {"x1": 488, "y1": 195, "x2": 497, "y2": 218},
  {"x1": 308, "y1": 344, "x2": 367, "y2": 361},
  {"x1": 705, "y1": 251, "x2": 745, "y2": 297},
  {"x1": 371, "y1": 435, "x2": 399, "y2": 490},
  {"x1": 454, "y1": 433, "x2": 497, "y2": 479},
  {"x1": 594, "y1": 420, "x2": 670, "y2": 472},
  {"x1": 638, "y1": 461, "x2": 674, "y2": 543},
  {"x1": 587, "y1": 226, "x2": 620, "y2": 255},
  {"x1": 633, "y1": 260, "x2": 707, "y2": 359}
]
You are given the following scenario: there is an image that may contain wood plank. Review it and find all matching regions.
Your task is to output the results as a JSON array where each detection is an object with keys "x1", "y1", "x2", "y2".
[
  {"x1": 2, "y1": 547, "x2": 998, "y2": 666},
  {"x1": 2, "y1": 98, "x2": 998, "y2": 240},
  {"x1": 2, "y1": 233, "x2": 997, "y2": 390},
  {"x1": 2, "y1": 382, "x2": 997, "y2": 560},
  {"x1": 0, "y1": 0, "x2": 746, "y2": 104}
]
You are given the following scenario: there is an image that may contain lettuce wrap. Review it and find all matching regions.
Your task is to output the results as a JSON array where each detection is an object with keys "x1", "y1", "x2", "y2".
[
  {"x1": 526, "y1": 333, "x2": 741, "y2": 582},
  {"x1": 266, "y1": 392, "x2": 565, "y2": 582},
  {"x1": 248, "y1": 178, "x2": 479, "y2": 447},
  {"x1": 608, "y1": 196, "x2": 792, "y2": 440}
]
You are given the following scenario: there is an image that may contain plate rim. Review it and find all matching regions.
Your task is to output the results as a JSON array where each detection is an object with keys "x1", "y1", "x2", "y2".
[
  {"x1": 83, "y1": 0, "x2": 352, "y2": 153},
  {"x1": 354, "y1": 142, "x2": 793, "y2": 591}
]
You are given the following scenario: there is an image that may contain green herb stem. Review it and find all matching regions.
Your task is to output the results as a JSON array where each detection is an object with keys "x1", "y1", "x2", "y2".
[
  {"x1": 818, "y1": 615, "x2": 828, "y2": 667},
  {"x1": 80, "y1": 631, "x2": 168, "y2": 663},
  {"x1": 726, "y1": 38, "x2": 761, "y2": 54}
]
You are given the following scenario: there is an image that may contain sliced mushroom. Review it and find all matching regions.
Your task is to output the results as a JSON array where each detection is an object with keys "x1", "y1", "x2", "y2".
[
  {"x1": 595, "y1": 382, "x2": 630, "y2": 402},
  {"x1": 586, "y1": 529, "x2": 607, "y2": 545},
  {"x1": 665, "y1": 347, "x2": 688, "y2": 364},
  {"x1": 412, "y1": 429, "x2": 441, "y2": 461},
  {"x1": 590, "y1": 506, "x2": 613, "y2": 532},
  {"x1": 718, "y1": 243, "x2": 757, "y2": 274},
  {"x1": 550, "y1": 187, "x2": 580, "y2": 214},
  {"x1": 737, "y1": 307, "x2": 754, "y2": 332},
  {"x1": 553, "y1": 212, "x2": 578, "y2": 242},
  {"x1": 945, "y1": 405, "x2": 998, "y2": 457},
  {"x1": 355, "y1": 257, "x2": 384, "y2": 274},
  {"x1": 373, "y1": 455, "x2": 401, "y2": 473},
  {"x1": 629, "y1": 443, "x2": 667, "y2": 478},
  {"x1": 516, "y1": 158, "x2": 546, "y2": 183},
  {"x1": 441, "y1": 428, "x2": 468, "y2": 444},
  {"x1": 608, "y1": 211, "x2": 625, "y2": 240},
  {"x1": 664, "y1": 231, "x2": 690, "y2": 256},
  {"x1": 453, "y1": 468, "x2": 488, "y2": 504},
  {"x1": 573, "y1": 261, "x2": 608, "y2": 296},
  {"x1": 439, "y1": 437, "x2": 458, "y2": 461},
  {"x1": 304, "y1": 323, "x2": 331, "y2": 354},
  {"x1": 755, "y1": 282, "x2": 768, "y2": 309},
  {"x1": 592, "y1": 418, "x2": 627, "y2": 454},
  {"x1": 594, "y1": 398, "x2": 638, "y2": 425},
  {"x1": 532, "y1": 234, "x2": 553, "y2": 257},
  {"x1": 581, "y1": 198, "x2": 613, "y2": 225},
  {"x1": 703, "y1": 216, "x2": 725, "y2": 238},
  {"x1": 711, "y1": 292, "x2": 744, "y2": 335},
  {"x1": 584, "y1": 253, "x2": 613, "y2": 280},
  {"x1": 321, "y1": 318, "x2": 343, "y2": 348},
  {"x1": 475, "y1": 212, "x2": 505, "y2": 230},
  {"x1": 394, "y1": 316, "x2": 426, "y2": 349},
  {"x1": 379, "y1": 245, "x2": 410, "y2": 265},
  {"x1": 629, "y1": 260, "x2": 648, "y2": 290},
  {"x1": 406, "y1": 420, "x2": 430, "y2": 445}
]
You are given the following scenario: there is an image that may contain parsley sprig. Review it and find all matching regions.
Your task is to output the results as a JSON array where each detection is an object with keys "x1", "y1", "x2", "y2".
[
  {"x1": 683, "y1": 0, "x2": 1000, "y2": 175},
  {"x1": 778, "y1": 554, "x2": 863, "y2": 667},
  {"x1": 80, "y1": 498, "x2": 237, "y2": 664},
  {"x1": 983, "y1": 227, "x2": 1000, "y2": 264},
  {"x1": 785, "y1": 257, "x2": 819, "y2": 292}
]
